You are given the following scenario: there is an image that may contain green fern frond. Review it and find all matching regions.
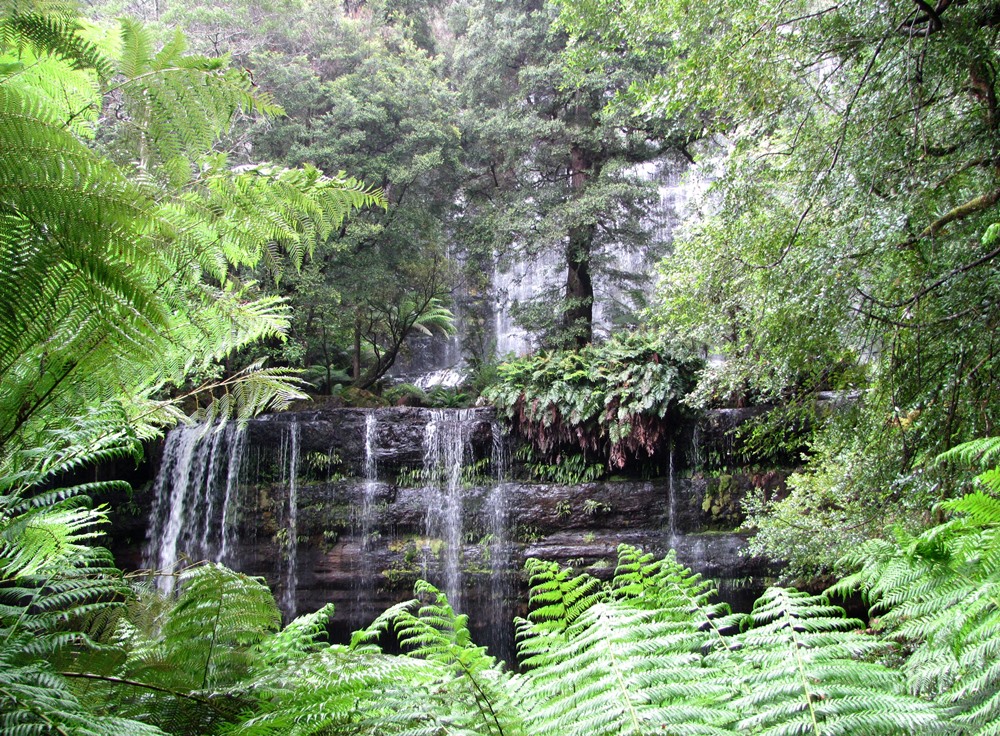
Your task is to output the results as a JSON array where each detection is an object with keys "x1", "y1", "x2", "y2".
[
  {"x1": 521, "y1": 600, "x2": 735, "y2": 736},
  {"x1": 255, "y1": 603, "x2": 335, "y2": 670},
  {"x1": 610, "y1": 545, "x2": 740, "y2": 641},
  {"x1": 938, "y1": 436, "x2": 1000, "y2": 470},
  {"x1": 112, "y1": 19, "x2": 281, "y2": 175},
  {"x1": 728, "y1": 587, "x2": 948, "y2": 735},
  {"x1": 0, "y1": 12, "x2": 112, "y2": 78},
  {"x1": 0, "y1": 631, "x2": 166, "y2": 736},
  {"x1": 134, "y1": 563, "x2": 281, "y2": 691},
  {"x1": 352, "y1": 580, "x2": 521, "y2": 736},
  {"x1": 524, "y1": 558, "x2": 604, "y2": 633},
  {"x1": 229, "y1": 644, "x2": 449, "y2": 736},
  {"x1": 835, "y1": 487, "x2": 1000, "y2": 733}
]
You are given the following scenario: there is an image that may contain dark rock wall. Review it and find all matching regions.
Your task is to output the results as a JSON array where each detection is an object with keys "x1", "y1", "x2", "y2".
[{"x1": 121, "y1": 406, "x2": 788, "y2": 660}]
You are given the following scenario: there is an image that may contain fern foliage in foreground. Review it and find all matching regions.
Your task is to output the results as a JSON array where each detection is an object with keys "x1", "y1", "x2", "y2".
[
  {"x1": 835, "y1": 485, "x2": 1000, "y2": 734},
  {"x1": 233, "y1": 581, "x2": 523, "y2": 736},
  {"x1": 727, "y1": 587, "x2": 946, "y2": 735}
]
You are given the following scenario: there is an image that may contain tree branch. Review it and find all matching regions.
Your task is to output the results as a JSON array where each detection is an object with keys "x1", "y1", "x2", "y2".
[{"x1": 906, "y1": 187, "x2": 1000, "y2": 243}]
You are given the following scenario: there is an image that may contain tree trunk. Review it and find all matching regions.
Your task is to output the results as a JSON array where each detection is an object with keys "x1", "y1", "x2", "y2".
[
  {"x1": 563, "y1": 142, "x2": 597, "y2": 348},
  {"x1": 352, "y1": 311, "x2": 362, "y2": 382}
]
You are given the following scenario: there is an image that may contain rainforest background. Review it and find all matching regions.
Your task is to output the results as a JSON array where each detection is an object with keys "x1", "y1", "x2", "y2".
[{"x1": 4, "y1": 0, "x2": 1000, "y2": 733}]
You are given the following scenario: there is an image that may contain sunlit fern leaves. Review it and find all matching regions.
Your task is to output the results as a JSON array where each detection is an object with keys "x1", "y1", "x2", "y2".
[
  {"x1": 0, "y1": 466, "x2": 155, "y2": 735},
  {"x1": 0, "y1": 9, "x2": 382, "y2": 459},
  {"x1": 937, "y1": 436, "x2": 1000, "y2": 474},
  {"x1": 610, "y1": 545, "x2": 742, "y2": 640},
  {"x1": 74, "y1": 564, "x2": 281, "y2": 733},
  {"x1": 111, "y1": 19, "x2": 280, "y2": 180},
  {"x1": 254, "y1": 602, "x2": 335, "y2": 670},
  {"x1": 164, "y1": 160, "x2": 386, "y2": 283},
  {"x1": 515, "y1": 547, "x2": 736, "y2": 736},
  {"x1": 364, "y1": 580, "x2": 523, "y2": 736},
  {"x1": 835, "y1": 486, "x2": 1000, "y2": 734},
  {"x1": 236, "y1": 582, "x2": 520, "y2": 736},
  {"x1": 0, "y1": 80, "x2": 168, "y2": 456},
  {"x1": 515, "y1": 558, "x2": 603, "y2": 672},
  {"x1": 129, "y1": 563, "x2": 281, "y2": 692},
  {"x1": 0, "y1": 632, "x2": 165, "y2": 736},
  {"x1": 0, "y1": 11, "x2": 111, "y2": 78},
  {"x1": 727, "y1": 587, "x2": 948, "y2": 735},
  {"x1": 522, "y1": 558, "x2": 603, "y2": 633},
  {"x1": 228, "y1": 644, "x2": 451, "y2": 736},
  {"x1": 520, "y1": 601, "x2": 736, "y2": 736}
]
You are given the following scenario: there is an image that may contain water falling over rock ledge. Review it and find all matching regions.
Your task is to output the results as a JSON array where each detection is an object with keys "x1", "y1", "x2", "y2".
[{"x1": 124, "y1": 406, "x2": 785, "y2": 659}]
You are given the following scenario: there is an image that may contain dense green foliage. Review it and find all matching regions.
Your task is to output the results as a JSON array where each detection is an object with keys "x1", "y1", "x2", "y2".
[
  {"x1": 484, "y1": 333, "x2": 702, "y2": 472},
  {"x1": 557, "y1": 0, "x2": 1000, "y2": 571},
  {"x1": 7, "y1": 0, "x2": 1000, "y2": 732}
]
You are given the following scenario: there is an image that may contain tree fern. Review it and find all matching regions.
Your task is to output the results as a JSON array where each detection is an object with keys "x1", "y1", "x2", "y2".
[
  {"x1": 234, "y1": 583, "x2": 520, "y2": 736},
  {"x1": 364, "y1": 580, "x2": 522, "y2": 736},
  {"x1": 835, "y1": 486, "x2": 1000, "y2": 734},
  {"x1": 725, "y1": 587, "x2": 947, "y2": 735},
  {"x1": 515, "y1": 547, "x2": 735, "y2": 736},
  {"x1": 520, "y1": 601, "x2": 735, "y2": 736},
  {"x1": 0, "y1": 6, "x2": 383, "y2": 464}
]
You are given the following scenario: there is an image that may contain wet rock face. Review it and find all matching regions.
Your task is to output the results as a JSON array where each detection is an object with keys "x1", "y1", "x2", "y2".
[
  {"x1": 129, "y1": 406, "x2": 788, "y2": 660},
  {"x1": 247, "y1": 407, "x2": 495, "y2": 476}
]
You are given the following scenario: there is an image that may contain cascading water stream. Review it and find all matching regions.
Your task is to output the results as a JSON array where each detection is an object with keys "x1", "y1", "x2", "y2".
[
  {"x1": 356, "y1": 412, "x2": 379, "y2": 623},
  {"x1": 422, "y1": 409, "x2": 473, "y2": 610},
  {"x1": 485, "y1": 421, "x2": 513, "y2": 656},
  {"x1": 218, "y1": 427, "x2": 248, "y2": 563},
  {"x1": 145, "y1": 422, "x2": 247, "y2": 595},
  {"x1": 667, "y1": 439, "x2": 678, "y2": 550},
  {"x1": 279, "y1": 421, "x2": 301, "y2": 619}
]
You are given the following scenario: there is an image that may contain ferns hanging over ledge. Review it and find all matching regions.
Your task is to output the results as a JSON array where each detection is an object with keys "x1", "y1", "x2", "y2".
[{"x1": 484, "y1": 333, "x2": 702, "y2": 473}]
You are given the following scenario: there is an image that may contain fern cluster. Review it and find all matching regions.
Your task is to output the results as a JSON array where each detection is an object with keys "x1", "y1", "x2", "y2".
[
  {"x1": 0, "y1": 5, "x2": 383, "y2": 735},
  {"x1": 483, "y1": 332, "x2": 702, "y2": 472}
]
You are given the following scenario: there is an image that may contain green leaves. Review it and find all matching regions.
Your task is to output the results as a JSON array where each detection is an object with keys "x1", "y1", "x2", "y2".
[
  {"x1": 834, "y1": 467, "x2": 1000, "y2": 734},
  {"x1": 484, "y1": 332, "x2": 702, "y2": 472}
]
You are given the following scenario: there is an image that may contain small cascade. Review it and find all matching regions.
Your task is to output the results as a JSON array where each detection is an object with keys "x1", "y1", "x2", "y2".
[
  {"x1": 356, "y1": 412, "x2": 379, "y2": 622},
  {"x1": 485, "y1": 422, "x2": 514, "y2": 657},
  {"x1": 421, "y1": 408, "x2": 474, "y2": 610},
  {"x1": 144, "y1": 423, "x2": 247, "y2": 595},
  {"x1": 279, "y1": 421, "x2": 301, "y2": 619}
]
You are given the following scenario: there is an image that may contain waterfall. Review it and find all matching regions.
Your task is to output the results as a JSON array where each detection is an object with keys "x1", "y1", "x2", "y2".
[
  {"x1": 279, "y1": 421, "x2": 301, "y2": 619},
  {"x1": 356, "y1": 411, "x2": 379, "y2": 622},
  {"x1": 144, "y1": 422, "x2": 247, "y2": 595},
  {"x1": 421, "y1": 408, "x2": 474, "y2": 610},
  {"x1": 485, "y1": 421, "x2": 513, "y2": 656}
]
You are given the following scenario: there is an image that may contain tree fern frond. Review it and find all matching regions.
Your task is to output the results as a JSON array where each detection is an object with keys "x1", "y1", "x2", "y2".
[
  {"x1": 136, "y1": 563, "x2": 281, "y2": 691},
  {"x1": 938, "y1": 436, "x2": 1000, "y2": 471},
  {"x1": 255, "y1": 603, "x2": 335, "y2": 670},
  {"x1": 524, "y1": 558, "x2": 604, "y2": 633},
  {"x1": 610, "y1": 545, "x2": 742, "y2": 643},
  {"x1": 0, "y1": 12, "x2": 112, "y2": 78},
  {"x1": 521, "y1": 601, "x2": 734, "y2": 736},
  {"x1": 352, "y1": 580, "x2": 521, "y2": 736},
  {"x1": 728, "y1": 587, "x2": 948, "y2": 735}
]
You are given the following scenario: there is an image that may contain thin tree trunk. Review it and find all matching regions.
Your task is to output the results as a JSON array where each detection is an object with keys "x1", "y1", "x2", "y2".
[{"x1": 563, "y1": 142, "x2": 596, "y2": 348}]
